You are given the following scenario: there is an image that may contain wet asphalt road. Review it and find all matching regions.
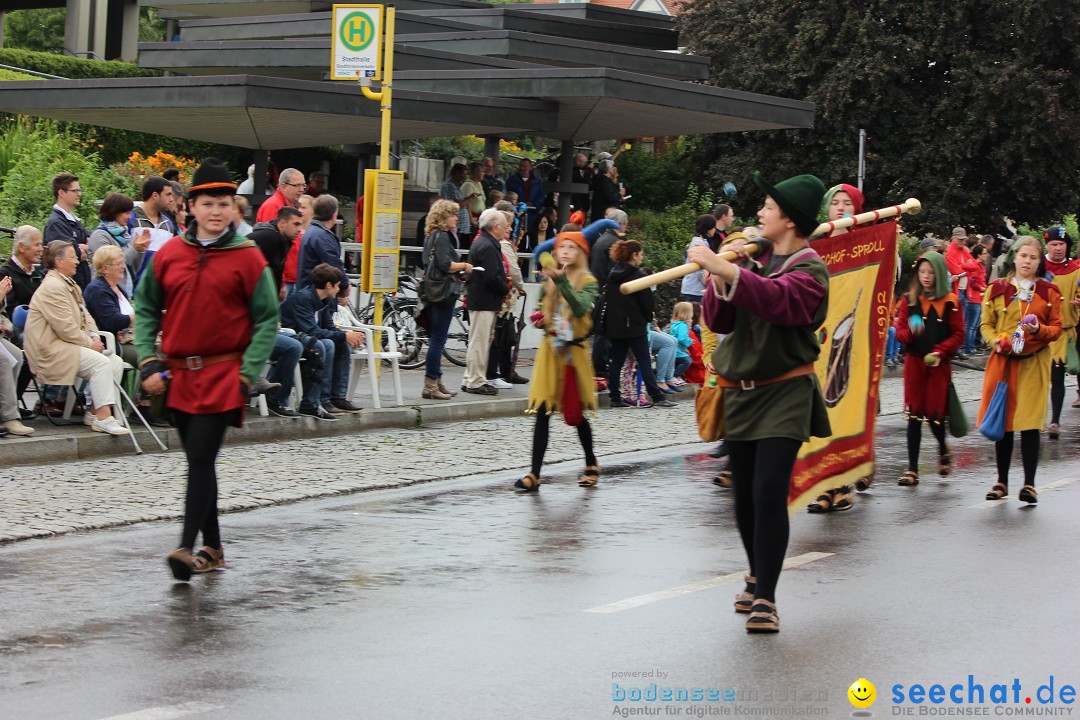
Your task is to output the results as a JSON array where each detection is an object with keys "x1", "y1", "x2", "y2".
[{"x1": 1, "y1": 408, "x2": 1079, "y2": 719}]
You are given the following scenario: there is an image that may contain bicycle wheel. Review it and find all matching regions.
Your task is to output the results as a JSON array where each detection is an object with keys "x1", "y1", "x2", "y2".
[
  {"x1": 386, "y1": 300, "x2": 427, "y2": 370},
  {"x1": 442, "y1": 304, "x2": 469, "y2": 367}
]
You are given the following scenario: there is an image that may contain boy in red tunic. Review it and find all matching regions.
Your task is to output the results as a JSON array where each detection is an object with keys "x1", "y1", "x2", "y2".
[{"x1": 135, "y1": 158, "x2": 279, "y2": 581}]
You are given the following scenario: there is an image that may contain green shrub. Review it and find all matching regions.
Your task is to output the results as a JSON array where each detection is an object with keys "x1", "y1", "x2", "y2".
[
  {"x1": 0, "y1": 124, "x2": 129, "y2": 231},
  {"x1": 628, "y1": 184, "x2": 716, "y2": 321},
  {"x1": 0, "y1": 48, "x2": 160, "y2": 79},
  {"x1": 0, "y1": 68, "x2": 35, "y2": 81}
]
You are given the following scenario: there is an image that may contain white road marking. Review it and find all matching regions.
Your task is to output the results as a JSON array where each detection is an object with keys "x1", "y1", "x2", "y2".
[
  {"x1": 583, "y1": 551, "x2": 834, "y2": 614},
  {"x1": 98, "y1": 702, "x2": 223, "y2": 720},
  {"x1": 970, "y1": 476, "x2": 1079, "y2": 509}
]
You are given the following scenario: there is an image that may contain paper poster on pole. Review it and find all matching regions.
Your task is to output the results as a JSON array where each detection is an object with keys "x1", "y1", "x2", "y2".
[
  {"x1": 361, "y1": 169, "x2": 404, "y2": 292},
  {"x1": 330, "y1": 4, "x2": 383, "y2": 81}
]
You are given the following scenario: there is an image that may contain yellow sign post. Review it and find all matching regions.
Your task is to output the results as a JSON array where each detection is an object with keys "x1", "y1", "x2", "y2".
[{"x1": 332, "y1": 3, "x2": 397, "y2": 349}]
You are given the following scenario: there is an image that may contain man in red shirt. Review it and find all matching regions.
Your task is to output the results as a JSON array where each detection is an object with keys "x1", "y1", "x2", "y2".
[
  {"x1": 944, "y1": 226, "x2": 983, "y2": 359},
  {"x1": 255, "y1": 168, "x2": 306, "y2": 224}
]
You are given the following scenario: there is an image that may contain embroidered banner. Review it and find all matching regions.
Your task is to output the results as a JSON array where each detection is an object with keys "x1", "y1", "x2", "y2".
[{"x1": 789, "y1": 220, "x2": 899, "y2": 509}]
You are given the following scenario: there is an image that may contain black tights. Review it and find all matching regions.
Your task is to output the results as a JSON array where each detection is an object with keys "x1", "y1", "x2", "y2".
[
  {"x1": 530, "y1": 404, "x2": 597, "y2": 476},
  {"x1": 727, "y1": 437, "x2": 802, "y2": 603},
  {"x1": 906, "y1": 418, "x2": 947, "y2": 472},
  {"x1": 995, "y1": 430, "x2": 1040, "y2": 487},
  {"x1": 174, "y1": 410, "x2": 235, "y2": 550},
  {"x1": 1050, "y1": 362, "x2": 1065, "y2": 424}
]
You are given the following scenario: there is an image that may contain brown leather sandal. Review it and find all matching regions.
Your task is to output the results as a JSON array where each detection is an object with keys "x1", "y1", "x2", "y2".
[
  {"x1": 734, "y1": 575, "x2": 755, "y2": 614},
  {"x1": 713, "y1": 468, "x2": 733, "y2": 488},
  {"x1": 807, "y1": 489, "x2": 837, "y2": 513},
  {"x1": 855, "y1": 475, "x2": 873, "y2": 492},
  {"x1": 579, "y1": 465, "x2": 600, "y2": 487},
  {"x1": 898, "y1": 470, "x2": 919, "y2": 486},
  {"x1": 746, "y1": 599, "x2": 780, "y2": 633},
  {"x1": 1018, "y1": 485, "x2": 1038, "y2": 504},
  {"x1": 985, "y1": 483, "x2": 1008, "y2": 500},
  {"x1": 514, "y1": 472, "x2": 542, "y2": 491},
  {"x1": 166, "y1": 548, "x2": 195, "y2": 581},
  {"x1": 937, "y1": 449, "x2": 952, "y2": 477},
  {"x1": 192, "y1": 546, "x2": 225, "y2": 573}
]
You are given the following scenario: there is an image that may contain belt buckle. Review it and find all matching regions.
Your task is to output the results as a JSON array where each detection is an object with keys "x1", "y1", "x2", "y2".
[
  {"x1": 185, "y1": 355, "x2": 203, "y2": 370},
  {"x1": 739, "y1": 379, "x2": 756, "y2": 390}
]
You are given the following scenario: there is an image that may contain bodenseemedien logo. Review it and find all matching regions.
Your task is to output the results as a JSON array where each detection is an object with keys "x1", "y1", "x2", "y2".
[{"x1": 340, "y1": 12, "x2": 375, "y2": 52}]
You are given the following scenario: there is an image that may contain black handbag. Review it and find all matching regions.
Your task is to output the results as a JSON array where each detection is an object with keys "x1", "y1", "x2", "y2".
[
  {"x1": 493, "y1": 313, "x2": 518, "y2": 348},
  {"x1": 590, "y1": 283, "x2": 608, "y2": 336},
  {"x1": 421, "y1": 232, "x2": 454, "y2": 304}
]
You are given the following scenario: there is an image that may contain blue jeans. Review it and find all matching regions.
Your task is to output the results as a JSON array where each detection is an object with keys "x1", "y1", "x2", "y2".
[
  {"x1": 284, "y1": 282, "x2": 296, "y2": 297},
  {"x1": 963, "y1": 299, "x2": 981, "y2": 354},
  {"x1": 650, "y1": 330, "x2": 676, "y2": 382},
  {"x1": 424, "y1": 300, "x2": 456, "y2": 380},
  {"x1": 302, "y1": 337, "x2": 350, "y2": 406},
  {"x1": 673, "y1": 355, "x2": 691, "y2": 379},
  {"x1": 885, "y1": 326, "x2": 900, "y2": 361},
  {"x1": 268, "y1": 332, "x2": 302, "y2": 406}
]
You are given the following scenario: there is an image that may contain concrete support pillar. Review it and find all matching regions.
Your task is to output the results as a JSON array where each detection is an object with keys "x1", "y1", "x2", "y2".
[
  {"x1": 483, "y1": 135, "x2": 500, "y2": 163},
  {"x1": 120, "y1": 0, "x2": 139, "y2": 61},
  {"x1": 92, "y1": 0, "x2": 109, "y2": 60},
  {"x1": 65, "y1": 0, "x2": 91, "y2": 56},
  {"x1": 556, "y1": 139, "x2": 574, "y2": 228},
  {"x1": 253, "y1": 152, "x2": 268, "y2": 208}
]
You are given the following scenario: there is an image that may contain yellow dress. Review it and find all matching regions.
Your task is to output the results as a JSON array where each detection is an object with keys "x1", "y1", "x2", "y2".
[
  {"x1": 527, "y1": 272, "x2": 599, "y2": 415},
  {"x1": 977, "y1": 278, "x2": 1063, "y2": 432},
  {"x1": 1046, "y1": 260, "x2": 1080, "y2": 364}
]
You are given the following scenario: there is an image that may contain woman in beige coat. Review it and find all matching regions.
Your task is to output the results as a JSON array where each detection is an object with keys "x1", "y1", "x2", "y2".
[{"x1": 25, "y1": 241, "x2": 127, "y2": 435}]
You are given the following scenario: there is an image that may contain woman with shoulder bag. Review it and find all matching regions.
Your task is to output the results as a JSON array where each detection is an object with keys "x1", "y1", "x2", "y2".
[{"x1": 421, "y1": 199, "x2": 473, "y2": 399}]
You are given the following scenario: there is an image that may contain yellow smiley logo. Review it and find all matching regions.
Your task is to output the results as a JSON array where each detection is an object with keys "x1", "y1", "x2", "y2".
[{"x1": 848, "y1": 678, "x2": 876, "y2": 708}]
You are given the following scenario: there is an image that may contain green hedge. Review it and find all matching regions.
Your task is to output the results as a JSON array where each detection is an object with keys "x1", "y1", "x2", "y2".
[
  {"x1": 0, "y1": 48, "x2": 160, "y2": 79},
  {"x1": 0, "y1": 68, "x2": 34, "y2": 81}
]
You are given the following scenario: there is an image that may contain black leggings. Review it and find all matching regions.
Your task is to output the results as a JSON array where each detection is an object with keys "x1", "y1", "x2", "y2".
[
  {"x1": 906, "y1": 418, "x2": 947, "y2": 472},
  {"x1": 995, "y1": 430, "x2": 1040, "y2": 487},
  {"x1": 530, "y1": 403, "x2": 597, "y2": 476},
  {"x1": 174, "y1": 409, "x2": 236, "y2": 550},
  {"x1": 1050, "y1": 362, "x2": 1066, "y2": 424},
  {"x1": 727, "y1": 437, "x2": 802, "y2": 604}
]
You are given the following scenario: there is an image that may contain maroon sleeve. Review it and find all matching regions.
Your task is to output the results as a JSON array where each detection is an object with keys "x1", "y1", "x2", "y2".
[
  {"x1": 701, "y1": 280, "x2": 735, "y2": 334},
  {"x1": 729, "y1": 268, "x2": 827, "y2": 326},
  {"x1": 934, "y1": 299, "x2": 965, "y2": 357},
  {"x1": 894, "y1": 296, "x2": 914, "y2": 344}
]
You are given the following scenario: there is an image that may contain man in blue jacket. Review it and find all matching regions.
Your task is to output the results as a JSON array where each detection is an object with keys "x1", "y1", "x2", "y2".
[
  {"x1": 279, "y1": 263, "x2": 364, "y2": 419},
  {"x1": 296, "y1": 195, "x2": 349, "y2": 294},
  {"x1": 505, "y1": 158, "x2": 545, "y2": 211}
]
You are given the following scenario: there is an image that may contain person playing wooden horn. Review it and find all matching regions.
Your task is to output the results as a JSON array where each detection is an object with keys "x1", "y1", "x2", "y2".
[{"x1": 689, "y1": 172, "x2": 831, "y2": 634}]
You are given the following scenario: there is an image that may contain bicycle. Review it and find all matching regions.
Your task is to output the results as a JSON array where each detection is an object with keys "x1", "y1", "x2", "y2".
[{"x1": 354, "y1": 275, "x2": 427, "y2": 369}]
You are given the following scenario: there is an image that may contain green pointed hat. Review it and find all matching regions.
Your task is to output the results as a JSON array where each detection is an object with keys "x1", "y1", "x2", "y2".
[
  {"x1": 915, "y1": 251, "x2": 951, "y2": 299},
  {"x1": 754, "y1": 171, "x2": 827, "y2": 237}
]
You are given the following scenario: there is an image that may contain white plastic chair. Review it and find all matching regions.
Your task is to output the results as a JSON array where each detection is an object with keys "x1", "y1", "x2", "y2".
[{"x1": 337, "y1": 322, "x2": 403, "y2": 409}]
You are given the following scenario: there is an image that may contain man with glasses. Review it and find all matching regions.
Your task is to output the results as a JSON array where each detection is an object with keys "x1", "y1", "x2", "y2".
[
  {"x1": 43, "y1": 173, "x2": 91, "y2": 289},
  {"x1": 256, "y1": 168, "x2": 306, "y2": 224}
]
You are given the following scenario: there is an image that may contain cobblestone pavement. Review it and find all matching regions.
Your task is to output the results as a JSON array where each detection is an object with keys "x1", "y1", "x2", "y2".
[{"x1": 0, "y1": 369, "x2": 990, "y2": 542}]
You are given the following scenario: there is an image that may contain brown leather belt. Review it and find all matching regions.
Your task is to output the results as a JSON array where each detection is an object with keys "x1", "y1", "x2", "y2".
[
  {"x1": 165, "y1": 352, "x2": 243, "y2": 371},
  {"x1": 715, "y1": 363, "x2": 816, "y2": 390}
]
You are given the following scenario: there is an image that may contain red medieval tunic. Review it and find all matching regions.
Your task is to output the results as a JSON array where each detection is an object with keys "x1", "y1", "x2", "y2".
[
  {"x1": 976, "y1": 279, "x2": 1063, "y2": 432},
  {"x1": 134, "y1": 231, "x2": 279, "y2": 426},
  {"x1": 894, "y1": 292, "x2": 965, "y2": 420}
]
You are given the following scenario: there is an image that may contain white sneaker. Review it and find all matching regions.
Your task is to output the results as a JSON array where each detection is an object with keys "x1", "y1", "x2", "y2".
[
  {"x1": 489, "y1": 378, "x2": 513, "y2": 389},
  {"x1": 2, "y1": 419, "x2": 34, "y2": 436},
  {"x1": 83, "y1": 414, "x2": 96, "y2": 426},
  {"x1": 92, "y1": 416, "x2": 128, "y2": 435}
]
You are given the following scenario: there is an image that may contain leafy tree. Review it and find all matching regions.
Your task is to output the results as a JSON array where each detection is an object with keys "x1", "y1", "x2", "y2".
[
  {"x1": 3, "y1": 9, "x2": 66, "y2": 53},
  {"x1": 677, "y1": 0, "x2": 1080, "y2": 235}
]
